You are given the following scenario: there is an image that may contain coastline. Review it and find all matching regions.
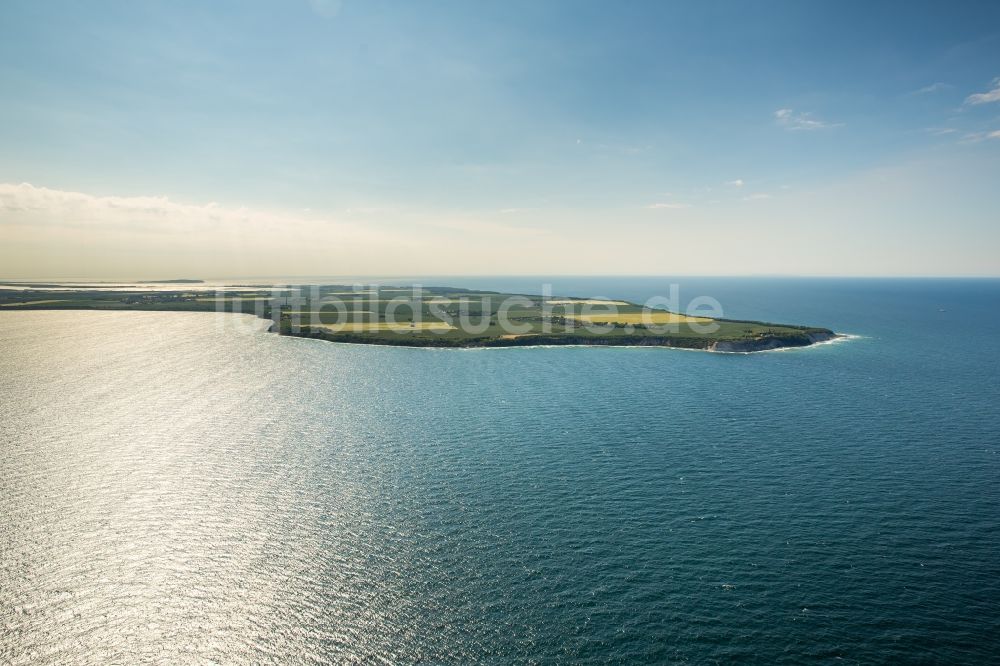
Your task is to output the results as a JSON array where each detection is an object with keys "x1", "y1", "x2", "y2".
[
  {"x1": 279, "y1": 323, "x2": 843, "y2": 353},
  {"x1": 707, "y1": 330, "x2": 841, "y2": 352},
  {"x1": 0, "y1": 282, "x2": 843, "y2": 353}
]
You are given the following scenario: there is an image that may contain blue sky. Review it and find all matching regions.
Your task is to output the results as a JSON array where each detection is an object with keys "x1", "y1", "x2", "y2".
[{"x1": 1, "y1": 0, "x2": 999, "y2": 278}]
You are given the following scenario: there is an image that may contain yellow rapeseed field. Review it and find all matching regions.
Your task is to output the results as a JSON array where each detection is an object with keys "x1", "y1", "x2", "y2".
[{"x1": 566, "y1": 312, "x2": 713, "y2": 325}]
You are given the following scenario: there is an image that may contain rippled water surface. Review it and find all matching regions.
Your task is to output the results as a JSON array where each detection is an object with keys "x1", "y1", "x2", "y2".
[{"x1": 2, "y1": 279, "x2": 999, "y2": 663}]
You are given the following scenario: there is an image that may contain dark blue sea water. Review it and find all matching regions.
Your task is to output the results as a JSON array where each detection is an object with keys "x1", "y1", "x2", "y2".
[{"x1": 2, "y1": 278, "x2": 999, "y2": 663}]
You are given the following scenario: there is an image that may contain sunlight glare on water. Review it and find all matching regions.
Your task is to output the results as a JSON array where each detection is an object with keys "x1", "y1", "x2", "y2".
[{"x1": 2, "y1": 279, "x2": 1000, "y2": 663}]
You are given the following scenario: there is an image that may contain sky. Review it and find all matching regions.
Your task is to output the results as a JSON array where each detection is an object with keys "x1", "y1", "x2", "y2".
[{"x1": 1, "y1": 0, "x2": 999, "y2": 279}]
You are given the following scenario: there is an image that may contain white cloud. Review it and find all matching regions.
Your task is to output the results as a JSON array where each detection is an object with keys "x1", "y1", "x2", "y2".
[
  {"x1": 960, "y1": 129, "x2": 1000, "y2": 143},
  {"x1": 965, "y1": 78, "x2": 1000, "y2": 105},
  {"x1": 0, "y1": 182, "x2": 564, "y2": 278},
  {"x1": 726, "y1": 179, "x2": 744, "y2": 187},
  {"x1": 912, "y1": 82, "x2": 950, "y2": 95},
  {"x1": 0, "y1": 182, "x2": 378, "y2": 239},
  {"x1": 646, "y1": 202, "x2": 691, "y2": 210},
  {"x1": 743, "y1": 193, "x2": 772, "y2": 201},
  {"x1": 774, "y1": 108, "x2": 842, "y2": 131},
  {"x1": 0, "y1": 182, "x2": 411, "y2": 277}
]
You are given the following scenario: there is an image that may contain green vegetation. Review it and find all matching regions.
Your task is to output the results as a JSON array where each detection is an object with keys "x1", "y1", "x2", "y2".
[{"x1": 0, "y1": 283, "x2": 838, "y2": 351}]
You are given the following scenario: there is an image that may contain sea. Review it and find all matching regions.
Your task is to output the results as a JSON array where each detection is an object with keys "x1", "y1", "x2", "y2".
[{"x1": 1, "y1": 277, "x2": 998, "y2": 664}]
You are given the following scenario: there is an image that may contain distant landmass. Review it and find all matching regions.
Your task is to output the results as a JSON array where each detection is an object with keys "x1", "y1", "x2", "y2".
[
  {"x1": 0, "y1": 283, "x2": 840, "y2": 352},
  {"x1": 137, "y1": 279, "x2": 205, "y2": 284}
]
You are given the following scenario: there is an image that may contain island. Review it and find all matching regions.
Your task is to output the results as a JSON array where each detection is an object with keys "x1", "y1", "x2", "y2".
[{"x1": 0, "y1": 283, "x2": 840, "y2": 352}]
